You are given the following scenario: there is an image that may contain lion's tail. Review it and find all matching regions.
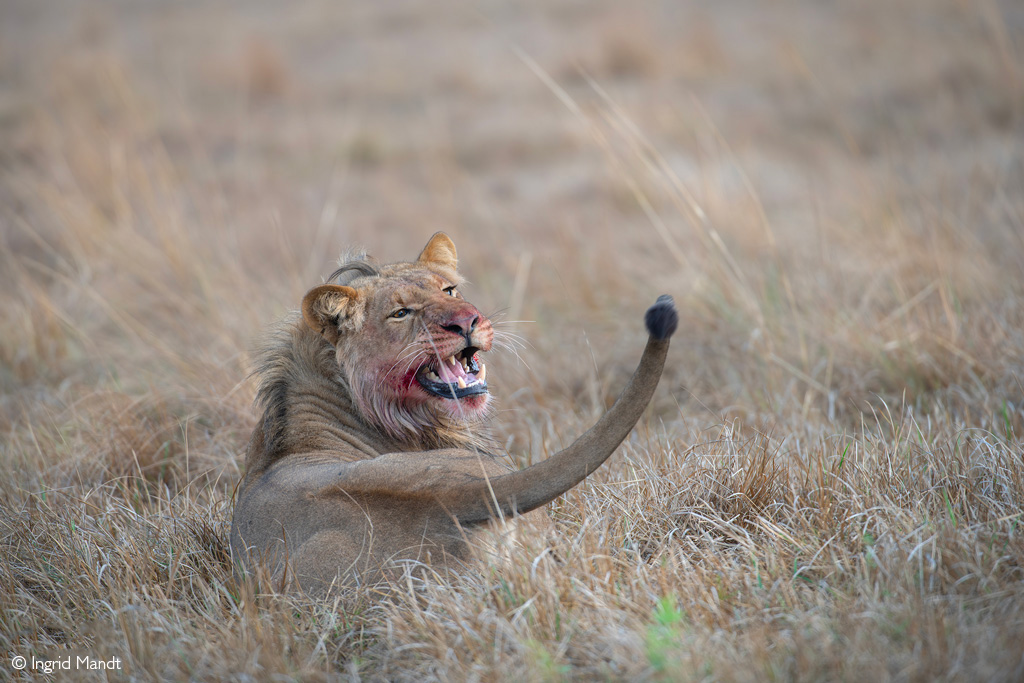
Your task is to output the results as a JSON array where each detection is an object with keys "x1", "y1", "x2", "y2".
[{"x1": 459, "y1": 295, "x2": 678, "y2": 522}]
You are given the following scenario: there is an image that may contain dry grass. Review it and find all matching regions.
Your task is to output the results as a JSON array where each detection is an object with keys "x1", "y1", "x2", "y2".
[{"x1": 2, "y1": 0, "x2": 1023, "y2": 680}]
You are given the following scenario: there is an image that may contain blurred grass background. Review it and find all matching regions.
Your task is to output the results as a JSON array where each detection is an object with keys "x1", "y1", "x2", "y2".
[{"x1": 1, "y1": 0, "x2": 1023, "y2": 680}]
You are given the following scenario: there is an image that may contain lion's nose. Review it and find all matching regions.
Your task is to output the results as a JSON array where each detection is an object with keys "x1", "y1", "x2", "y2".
[{"x1": 440, "y1": 311, "x2": 479, "y2": 340}]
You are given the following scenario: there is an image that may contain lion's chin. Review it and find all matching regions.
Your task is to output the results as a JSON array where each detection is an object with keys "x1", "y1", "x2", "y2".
[
  {"x1": 411, "y1": 379, "x2": 490, "y2": 420},
  {"x1": 437, "y1": 391, "x2": 490, "y2": 419},
  {"x1": 355, "y1": 374, "x2": 491, "y2": 444}
]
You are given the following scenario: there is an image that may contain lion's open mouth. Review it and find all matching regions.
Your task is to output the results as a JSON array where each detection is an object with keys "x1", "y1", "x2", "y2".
[{"x1": 415, "y1": 346, "x2": 488, "y2": 399}]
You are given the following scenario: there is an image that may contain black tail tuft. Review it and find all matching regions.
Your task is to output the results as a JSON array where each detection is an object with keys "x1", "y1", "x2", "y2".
[{"x1": 644, "y1": 295, "x2": 678, "y2": 340}]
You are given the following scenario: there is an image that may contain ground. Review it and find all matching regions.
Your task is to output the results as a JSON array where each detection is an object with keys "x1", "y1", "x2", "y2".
[{"x1": 1, "y1": 0, "x2": 1023, "y2": 680}]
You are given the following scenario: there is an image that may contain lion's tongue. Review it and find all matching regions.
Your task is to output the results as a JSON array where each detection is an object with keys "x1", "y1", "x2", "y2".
[{"x1": 436, "y1": 357, "x2": 467, "y2": 384}]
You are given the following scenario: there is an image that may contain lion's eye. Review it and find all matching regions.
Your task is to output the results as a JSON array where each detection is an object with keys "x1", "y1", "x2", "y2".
[
  {"x1": 443, "y1": 286, "x2": 457, "y2": 297},
  {"x1": 390, "y1": 308, "x2": 411, "y2": 319}
]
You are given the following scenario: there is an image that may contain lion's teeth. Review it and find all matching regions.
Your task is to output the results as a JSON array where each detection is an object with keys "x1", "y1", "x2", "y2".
[
  {"x1": 428, "y1": 370, "x2": 440, "y2": 381},
  {"x1": 457, "y1": 377, "x2": 467, "y2": 389},
  {"x1": 448, "y1": 356, "x2": 457, "y2": 366},
  {"x1": 478, "y1": 363, "x2": 486, "y2": 382}
]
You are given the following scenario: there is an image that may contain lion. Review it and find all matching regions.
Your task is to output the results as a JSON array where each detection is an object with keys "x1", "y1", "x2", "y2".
[{"x1": 229, "y1": 232, "x2": 678, "y2": 595}]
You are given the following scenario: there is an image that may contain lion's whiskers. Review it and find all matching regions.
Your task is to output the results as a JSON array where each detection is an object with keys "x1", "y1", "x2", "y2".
[
  {"x1": 386, "y1": 343, "x2": 420, "y2": 373},
  {"x1": 377, "y1": 342, "x2": 429, "y2": 393},
  {"x1": 491, "y1": 330, "x2": 531, "y2": 371}
]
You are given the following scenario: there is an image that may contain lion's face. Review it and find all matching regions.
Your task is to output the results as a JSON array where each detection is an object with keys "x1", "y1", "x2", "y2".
[
  {"x1": 343, "y1": 269, "x2": 494, "y2": 426},
  {"x1": 302, "y1": 233, "x2": 494, "y2": 442}
]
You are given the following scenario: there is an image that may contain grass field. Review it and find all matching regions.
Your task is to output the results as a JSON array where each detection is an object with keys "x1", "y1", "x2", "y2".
[{"x1": 2, "y1": 0, "x2": 1023, "y2": 680}]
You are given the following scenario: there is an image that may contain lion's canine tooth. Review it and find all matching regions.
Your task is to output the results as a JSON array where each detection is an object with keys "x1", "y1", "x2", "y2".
[
  {"x1": 478, "y1": 363, "x2": 486, "y2": 382},
  {"x1": 428, "y1": 370, "x2": 440, "y2": 381},
  {"x1": 448, "y1": 355, "x2": 457, "y2": 366},
  {"x1": 457, "y1": 377, "x2": 467, "y2": 389}
]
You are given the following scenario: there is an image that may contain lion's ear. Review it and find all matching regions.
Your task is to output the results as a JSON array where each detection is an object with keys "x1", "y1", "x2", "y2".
[
  {"x1": 302, "y1": 284, "x2": 359, "y2": 345},
  {"x1": 416, "y1": 232, "x2": 458, "y2": 271}
]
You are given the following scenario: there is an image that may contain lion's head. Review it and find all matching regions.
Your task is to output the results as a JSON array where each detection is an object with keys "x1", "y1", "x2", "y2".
[{"x1": 300, "y1": 232, "x2": 494, "y2": 444}]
